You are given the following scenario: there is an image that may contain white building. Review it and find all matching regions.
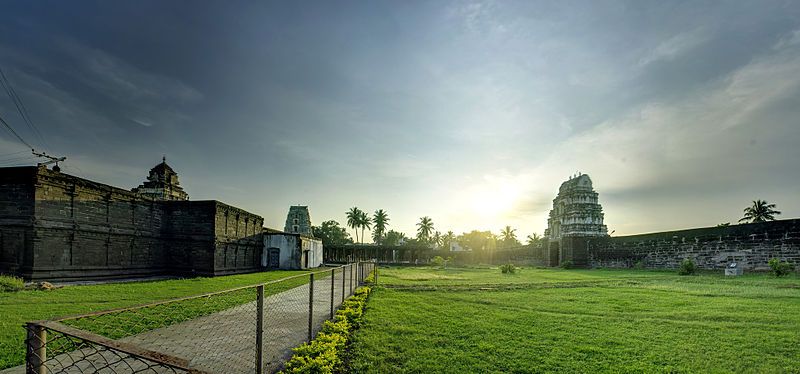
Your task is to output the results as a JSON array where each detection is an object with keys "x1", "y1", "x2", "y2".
[{"x1": 262, "y1": 229, "x2": 323, "y2": 270}]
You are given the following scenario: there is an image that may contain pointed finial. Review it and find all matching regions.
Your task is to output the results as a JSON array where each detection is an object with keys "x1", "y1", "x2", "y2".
[{"x1": 162, "y1": 155, "x2": 166, "y2": 163}]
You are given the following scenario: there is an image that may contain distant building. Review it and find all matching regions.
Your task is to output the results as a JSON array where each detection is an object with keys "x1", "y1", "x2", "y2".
[
  {"x1": 132, "y1": 157, "x2": 189, "y2": 201},
  {"x1": 263, "y1": 229, "x2": 323, "y2": 270},
  {"x1": 545, "y1": 173, "x2": 608, "y2": 240},
  {"x1": 449, "y1": 241, "x2": 470, "y2": 252},
  {"x1": 284, "y1": 205, "x2": 313, "y2": 235}
]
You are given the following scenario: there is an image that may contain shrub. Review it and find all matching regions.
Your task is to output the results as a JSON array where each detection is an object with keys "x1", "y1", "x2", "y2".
[
  {"x1": 499, "y1": 263, "x2": 516, "y2": 274},
  {"x1": 282, "y1": 286, "x2": 371, "y2": 374},
  {"x1": 633, "y1": 261, "x2": 644, "y2": 270},
  {"x1": 0, "y1": 274, "x2": 24, "y2": 292},
  {"x1": 678, "y1": 258, "x2": 696, "y2": 275},
  {"x1": 768, "y1": 258, "x2": 794, "y2": 277},
  {"x1": 560, "y1": 260, "x2": 574, "y2": 269},
  {"x1": 431, "y1": 256, "x2": 444, "y2": 267}
]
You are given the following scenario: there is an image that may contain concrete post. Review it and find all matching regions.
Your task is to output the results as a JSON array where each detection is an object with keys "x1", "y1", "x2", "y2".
[
  {"x1": 349, "y1": 263, "x2": 353, "y2": 294},
  {"x1": 330, "y1": 268, "x2": 335, "y2": 319},
  {"x1": 26, "y1": 323, "x2": 47, "y2": 374},
  {"x1": 256, "y1": 285, "x2": 264, "y2": 374},
  {"x1": 308, "y1": 273, "x2": 314, "y2": 342},
  {"x1": 341, "y1": 266, "x2": 345, "y2": 302}
]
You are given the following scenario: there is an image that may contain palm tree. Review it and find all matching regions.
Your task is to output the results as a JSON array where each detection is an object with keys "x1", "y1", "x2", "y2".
[
  {"x1": 372, "y1": 209, "x2": 390, "y2": 244},
  {"x1": 346, "y1": 207, "x2": 363, "y2": 243},
  {"x1": 358, "y1": 210, "x2": 371, "y2": 244},
  {"x1": 442, "y1": 231, "x2": 455, "y2": 250},
  {"x1": 526, "y1": 233, "x2": 540, "y2": 245},
  {"x1": 416, "y1": 216, "x2": 434, "y2": 243},
  {"x1": 500, "y1": 225, "x2": 517, "y2": 242},
  {"x1": 432, "y1": 231, "x2": 442, "y2": 248},
  {"x1": 739, "y1": 200, "x2": 781, "y2": 223}
]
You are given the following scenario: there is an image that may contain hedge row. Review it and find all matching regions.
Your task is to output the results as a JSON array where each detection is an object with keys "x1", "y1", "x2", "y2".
[{"x1": 281, "y1": 286, "x2": 372, "y2": 373}]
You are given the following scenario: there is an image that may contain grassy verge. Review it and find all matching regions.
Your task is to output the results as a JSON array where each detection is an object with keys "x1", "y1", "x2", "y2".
[
  {"x1": 0, "y1": 270, "x2": 319, "y2": 369},
  {"x1": 349, "y1": 267, "x2": 800, "y2": 373}
]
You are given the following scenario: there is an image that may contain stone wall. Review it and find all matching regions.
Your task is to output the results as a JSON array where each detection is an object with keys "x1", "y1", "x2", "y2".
[
  {"x1": 0, "y1": 166, "x2": 265, "y2": 280},
  {"x1": 584, "y1": 219, "x2": 800, "y2": 270}
]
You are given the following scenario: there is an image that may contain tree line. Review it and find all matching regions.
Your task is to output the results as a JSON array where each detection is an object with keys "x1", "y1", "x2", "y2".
[{"x1": 312, "y1": 207, "x2": 547, "y2": 251}]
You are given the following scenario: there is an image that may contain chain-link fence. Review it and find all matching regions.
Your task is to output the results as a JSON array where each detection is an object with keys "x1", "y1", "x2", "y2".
[{"x1": 24, "y1": 262, "x2": 377, "y2": 374}]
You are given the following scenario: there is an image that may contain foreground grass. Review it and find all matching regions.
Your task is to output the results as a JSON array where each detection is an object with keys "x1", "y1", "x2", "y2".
[
  {"x1": 349, "y1": 267, "x2": 800, "y2": 373},
  {"x1": 0, "y1": 270, "x2": 315, "y2": 369}
]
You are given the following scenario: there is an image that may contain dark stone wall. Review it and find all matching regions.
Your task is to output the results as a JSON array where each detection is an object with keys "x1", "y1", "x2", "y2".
[
  {"x1": 0, "y1": 166, "x2": 265, "y2": 280},
  {"x1": 584, "y1": 219, "x2": 800, "y2": 270}
]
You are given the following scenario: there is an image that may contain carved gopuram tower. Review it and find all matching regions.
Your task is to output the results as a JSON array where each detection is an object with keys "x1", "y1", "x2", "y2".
[
  {"x1": 544, "y1": 173, "x2": 608, "y2": 267},
  {"x1": 285, "y1": 206, "x2": 313, "y2": 236}
]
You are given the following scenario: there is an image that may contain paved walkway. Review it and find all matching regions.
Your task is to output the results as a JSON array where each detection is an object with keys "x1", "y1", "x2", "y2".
[{"x1": 2, "y1": 269, "x2": 359, "y2": 374}]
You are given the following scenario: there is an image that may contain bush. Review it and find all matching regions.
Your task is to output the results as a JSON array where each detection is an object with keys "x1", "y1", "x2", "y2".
[
  {"x1": 499, "y1": 263, "x2": 516, "y2": 274},
  {"x1": 678, "y1": 258, "x2": 696, "y2": 275},
  {"x1": 560, "y1": 260, "x2": 574, "y2": 269},
  {"x1": 768, "y1": 258, "x2": 794, "y2": 277},
  {"x1": 282, "y1": 286, "x2": 371, "y2": 373},
  {"x1": 0, "y1": 274, "x2": 24, "y2": 292},
  {"x1": 633, "y1": 261, "x2": 644, "y2": 270}
]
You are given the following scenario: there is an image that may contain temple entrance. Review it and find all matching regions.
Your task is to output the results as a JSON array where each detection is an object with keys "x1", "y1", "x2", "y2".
[{"x1": 267, "y1": 248, "x2": 280, "y2": 269}]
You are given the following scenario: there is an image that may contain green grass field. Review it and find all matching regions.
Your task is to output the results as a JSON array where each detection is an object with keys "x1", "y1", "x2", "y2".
[
  {"x1": 348, "y1": 266, "x2": 800, "y2": 373},
  {"x1": 0, "y1": 270, "x2": 314, "y2": 369}
]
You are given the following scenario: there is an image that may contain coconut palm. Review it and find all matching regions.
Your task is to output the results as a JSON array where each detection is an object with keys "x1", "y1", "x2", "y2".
[
  {"x1": 739, "y1": 200, "x2": 781, "y2": 223},
  {"x1": 432, "y1": 231, "x2": 442, "y2": 248},
  {"x1": 526, "y1": 233, "x2": 541, "y2": 245},
  {"x1": 416, "y1": 216, "x2": 434, "y2": 242},
  {"x1": 442, "y1": 231, "x2": 456, "y2": 250},
  {"x1": 372, "y1": 209, "x2": 390, "y2": 244},
  {"x1": 500, "y1": 226, "x2": 517, "y2": 242},
  {"x1": 346, "y1": 207, "x2": 363, "y2": 243},
  {"x1": 358, "y1": 210, "x2": 371, "y2": 244}
]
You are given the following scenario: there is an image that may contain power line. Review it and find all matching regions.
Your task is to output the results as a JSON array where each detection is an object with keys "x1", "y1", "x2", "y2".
[
  {"x1": 0, "y1": 111, "x2": 34, "y2": 150},
  {"x1": 0, "y1": 67, "x2": 49, "y2": 151}
]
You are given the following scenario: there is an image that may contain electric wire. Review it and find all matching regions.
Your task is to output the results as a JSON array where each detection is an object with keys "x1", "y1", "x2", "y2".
[{"x1": 0, "y1": 66, "x2": 49, "y2": 151}]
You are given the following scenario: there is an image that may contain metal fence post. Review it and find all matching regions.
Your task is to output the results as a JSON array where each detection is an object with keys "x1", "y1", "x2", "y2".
[
  {"x1": 26, "y1": 323, "x2": 47, "y2": 374},
  {"x1": 256, "y1": 285, "x2": 264, "y2": 374},
  {"x1": 330, "y1": 268, "x2": 335, "y2": 319},
  {"x1": 341, "y1": 265, "x2": 345, "y2": 303},
  {"x1": 308, "y1": 273, "x2": 314, "y2": 342}
]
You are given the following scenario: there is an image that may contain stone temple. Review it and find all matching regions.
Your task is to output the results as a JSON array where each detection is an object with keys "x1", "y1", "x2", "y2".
[{"x1": 545, "y1": 173, "x2": 608, "y2": 240}]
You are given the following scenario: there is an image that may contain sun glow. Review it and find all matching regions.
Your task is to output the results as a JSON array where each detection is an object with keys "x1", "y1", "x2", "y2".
[{"x1": 466, "y1": 180, "x2": 522, "y2": 218}]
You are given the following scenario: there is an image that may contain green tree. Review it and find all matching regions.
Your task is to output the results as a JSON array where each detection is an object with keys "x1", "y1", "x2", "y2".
[
  {"x1": 358, "y1": 210, "x2": 371, "y2": 244},
  {"x1": 346, "y1": 207, "x2": 363, "y2": 243},
  {"x1": 526, "y1": 233, "x2": 540, "y2": 245},
  {"x1": 384, "y1": 230, "x2": 407, "y2": 246},
  {"x1": 500, "y1": 226, "x2": 520, "y2": 248},
  {"x1": 312, "y1": 220, "x2": 353, "y2": 246},
  {"x1": 457, "y1": 230, "x2": 495, "y2": 252},
  {"x1": 738, "y1": 200, "x2": 781, "y2": 223},
  {"x1": 372, "y1": 209, "x2": 390, "y2": 244},
  {"x1": 416, "y1": 216, "x2": 435, "y2": 243},
  {"x1": 442, "y1": 231, "x2": 456, "y2": 250}
]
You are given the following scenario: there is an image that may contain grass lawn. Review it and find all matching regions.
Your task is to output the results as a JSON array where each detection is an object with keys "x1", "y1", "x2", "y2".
[
  {"x1": 348, "y1": 266, "x2": 800, "y2": 373},
  {"x1": 0, "y1": 269, "x2": 317, "y2": 369}
]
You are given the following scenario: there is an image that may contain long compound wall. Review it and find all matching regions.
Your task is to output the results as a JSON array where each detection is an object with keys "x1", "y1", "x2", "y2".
[
  {"x1": 0, "y1": 166, "x2": 264, "y2": 280},
  {"x1": 581, "y1": 219, "x2": 800, "y2": 270}
]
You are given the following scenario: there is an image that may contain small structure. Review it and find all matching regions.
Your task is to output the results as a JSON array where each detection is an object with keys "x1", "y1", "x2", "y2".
[
  {"x1": 449, "y1": 241, "x2": 469, "y2": 252},
  {"x1": 132, "y1": 157, "x2": 189, "y2": 201},
  {"x1": 262, "y1": 229, "x2": 323, "y2": 270}
]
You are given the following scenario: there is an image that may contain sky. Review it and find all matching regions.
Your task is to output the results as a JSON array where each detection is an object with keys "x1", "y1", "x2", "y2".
[{"x1": 1, "y1": 0, "x2": 799, "y2": 239}]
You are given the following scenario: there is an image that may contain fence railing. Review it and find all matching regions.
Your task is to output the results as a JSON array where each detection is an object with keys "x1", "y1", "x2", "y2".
[{"x1": 24, "y1": 261, "x2": 377, "y2": 374}]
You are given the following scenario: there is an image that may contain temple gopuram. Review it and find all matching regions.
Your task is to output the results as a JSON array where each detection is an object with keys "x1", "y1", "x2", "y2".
[{"x1": 544, "y1": 173, "x2": 608, "y2": 266}]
